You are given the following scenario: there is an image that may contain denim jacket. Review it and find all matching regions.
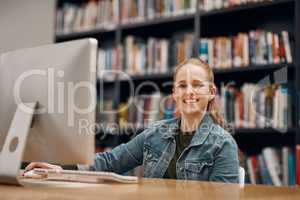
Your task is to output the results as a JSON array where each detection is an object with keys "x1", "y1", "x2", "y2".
[{"x1": 90, "y1": 113, "x2": 239, "y2": 183}]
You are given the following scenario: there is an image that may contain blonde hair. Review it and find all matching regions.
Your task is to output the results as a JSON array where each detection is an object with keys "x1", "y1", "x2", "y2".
[{"x1": 173, "y1": 58, "x2": 228, "y2": 130}]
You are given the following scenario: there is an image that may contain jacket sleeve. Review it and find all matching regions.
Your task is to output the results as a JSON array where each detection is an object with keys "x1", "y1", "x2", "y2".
[
  {"x1": 88, "y1": 128, "x2": 148, "y2": 174},
  {"x1": 209, "y1": 137, "x2": 240, "y2": 183}
]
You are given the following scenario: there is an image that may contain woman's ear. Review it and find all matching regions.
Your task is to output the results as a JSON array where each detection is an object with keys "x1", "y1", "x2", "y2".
[
  {"x1": 208, "y1": 94, "x2": 215, "y2": 101},
  {"x1": 209, "y1": 85, "x2": 216, "y2": 101}
]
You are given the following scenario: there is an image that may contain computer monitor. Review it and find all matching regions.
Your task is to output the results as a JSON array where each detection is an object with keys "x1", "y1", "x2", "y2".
[{"x1": 0, "y1": 39, "x2": 98, "y2": 185}]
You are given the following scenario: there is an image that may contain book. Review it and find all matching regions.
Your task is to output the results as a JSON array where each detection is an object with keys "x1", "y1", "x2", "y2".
[
  {"x1": 296, "y1": 145, "x2": 300, "y2": 185},
  {"x1": 258, "y1": 154, "x2": 273, "y2": 185},
  {"x1": 98, "y1": 35, "x2": 171, "y2": 77},
  {"x1": 220, "y1": 83, "x2": 292, "y2": 129},
  {"x1": 56, "y1": 0, "x2": 275, "y2": 34},
  {"x1": 244, "y1": 147, "x2": 296, "y2": 186},
  {"x1": 198, "y1": 30, "x2": 292, "y2": 69},
  {"x1": 97, "y1": 29, "x2": 292, "y2": 78},
  {"x1": 282, "y1": 147, "x2": 289, "y2": 186},
  {"x1": 262, "y1": 148, "x2": 282, "y2": 186},
  {"x1": 97, "y1": 94, "x2": 176, "y2": 129},
  {"x1": 282, "y1": 31, "x2": 293, "y2": 63},
  {"x1": 246, "y1": 157, "x2": 256, "y2": 184},
  {"x1": 56, "y1": 0, "x2": 119, "y2": 34}
]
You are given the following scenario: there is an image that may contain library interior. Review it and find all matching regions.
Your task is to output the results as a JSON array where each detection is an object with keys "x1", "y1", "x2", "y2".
[{"x1": 1, "y1": 0, "x2": 300, "y2": 199}]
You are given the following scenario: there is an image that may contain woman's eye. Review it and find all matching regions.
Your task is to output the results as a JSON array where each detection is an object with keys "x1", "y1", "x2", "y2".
[
  {"x1": 193, "y1": 83, "x2": 204, "y2": 88},
  {"x1": 178, "y1": 84, "x2": 187, "y2": 88}
]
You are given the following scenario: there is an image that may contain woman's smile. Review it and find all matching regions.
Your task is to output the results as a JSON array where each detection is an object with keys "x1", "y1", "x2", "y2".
[{"x1": 183, "y1": 98, "x2": 199, "y2": 104}]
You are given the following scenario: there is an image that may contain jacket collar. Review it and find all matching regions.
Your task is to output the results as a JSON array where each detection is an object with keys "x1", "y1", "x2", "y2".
[{"x1": 160, "y1": 113, "x2": 214, "y2": 147}]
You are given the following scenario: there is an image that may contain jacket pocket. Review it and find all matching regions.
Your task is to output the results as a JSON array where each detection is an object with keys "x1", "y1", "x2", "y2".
[
  {"x1": 143, "y1": 146, "x2": 160, "y2": 177},
  {"x1": 184, "y1": 159, "x2": 213, "y2": 181}
]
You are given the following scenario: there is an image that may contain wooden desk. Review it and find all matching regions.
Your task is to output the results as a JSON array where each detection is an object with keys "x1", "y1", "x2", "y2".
[{"x1": 0, "y1": 178, "x2": 299, "y2": 200}]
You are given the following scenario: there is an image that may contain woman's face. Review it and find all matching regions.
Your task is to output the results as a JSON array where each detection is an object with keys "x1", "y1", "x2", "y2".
[{"x1": 173, "y1": 64, "x2": 215, "y2": 118}]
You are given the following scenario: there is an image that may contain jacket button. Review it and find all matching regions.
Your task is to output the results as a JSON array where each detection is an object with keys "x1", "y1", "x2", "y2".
[{"x1": 180, "y1": 167, "x2": 184, "y2": 172}]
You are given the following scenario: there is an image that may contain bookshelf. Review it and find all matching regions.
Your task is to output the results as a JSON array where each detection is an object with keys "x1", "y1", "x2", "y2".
[
  {"x1": 55, "y1": 0, "x2": 300, "y2": 185},
  {"x1": 97, "y1": 63, "x2": 293, "y2": 83}
]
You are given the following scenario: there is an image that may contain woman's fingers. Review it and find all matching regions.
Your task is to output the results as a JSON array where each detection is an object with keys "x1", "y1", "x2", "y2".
[
  {"x1": 24, "y1": 162, "x2": 62, "y2": 174},
  {"x1": 24, "y1": 162, "x2": 40, "y2": 172}
]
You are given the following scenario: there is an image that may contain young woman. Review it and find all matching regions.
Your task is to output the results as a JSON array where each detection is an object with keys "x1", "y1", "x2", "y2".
[{"x1": 25, "y1": 58, "x2": 239, "y2": 183}]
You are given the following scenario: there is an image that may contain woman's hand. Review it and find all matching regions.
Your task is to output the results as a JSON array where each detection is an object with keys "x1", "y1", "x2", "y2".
[{"x1": 22, "y1": 162, "x2": 63, "y2": 176}]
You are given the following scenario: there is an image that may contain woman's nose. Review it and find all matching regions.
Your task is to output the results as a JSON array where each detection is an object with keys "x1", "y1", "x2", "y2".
[{"x1": 186, "y1": 84, "x2": 194, "y2": 94}]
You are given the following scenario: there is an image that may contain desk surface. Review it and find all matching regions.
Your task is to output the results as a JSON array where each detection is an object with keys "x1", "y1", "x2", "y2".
[{"x1": 1, "y1": 178, "x2": 300, "y2": 200}]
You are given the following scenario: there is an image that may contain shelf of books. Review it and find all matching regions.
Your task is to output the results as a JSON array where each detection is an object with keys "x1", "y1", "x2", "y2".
[
  {"x1": 56, "y1": 0, "x2": 300, "y2": 185},
  {"x1": 96, "y1": 30, "x2": 293, "y2": 81},
  {"x1": 55, "y1": 0, "x2": 294, "y2": 41}
]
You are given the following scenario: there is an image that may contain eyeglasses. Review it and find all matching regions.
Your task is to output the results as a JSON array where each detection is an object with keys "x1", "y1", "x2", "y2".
[{"x1": 174, "y1": 82, "x2": 211, "y2": 94}]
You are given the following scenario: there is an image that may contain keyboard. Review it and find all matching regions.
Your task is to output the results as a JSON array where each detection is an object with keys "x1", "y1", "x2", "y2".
[{"x1": 24, "y1": 168, "x2": 138, "y2": 184}]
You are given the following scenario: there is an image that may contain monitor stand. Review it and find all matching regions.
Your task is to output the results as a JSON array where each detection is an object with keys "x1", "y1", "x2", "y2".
[{"x1": 0, "y1": 102, "x2": 37, "y2": 185}]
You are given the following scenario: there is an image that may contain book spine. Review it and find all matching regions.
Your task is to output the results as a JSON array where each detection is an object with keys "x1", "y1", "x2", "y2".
[{"x1": 296, "y1": 145, "x2": 300, "y2": 185}]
